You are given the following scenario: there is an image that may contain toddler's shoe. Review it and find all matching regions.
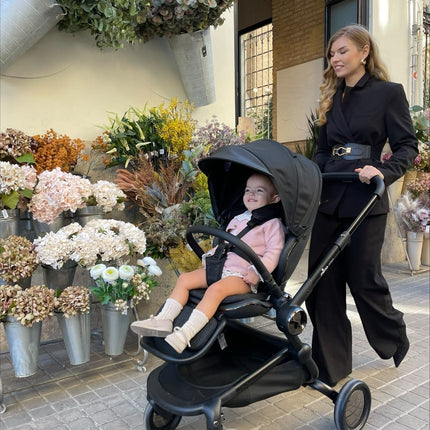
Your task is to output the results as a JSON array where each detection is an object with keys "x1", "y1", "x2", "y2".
[
  {"x1": 130, "y1": 316, "x2": 172, "y2": 337},
  {"x1": 165, "y1": 327, "x2": 190, "y2": 353}
]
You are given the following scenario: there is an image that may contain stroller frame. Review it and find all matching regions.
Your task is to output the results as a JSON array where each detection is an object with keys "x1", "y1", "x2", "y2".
[{"x1": 140, "y1": 141, "x2": 384, "y2": 430}]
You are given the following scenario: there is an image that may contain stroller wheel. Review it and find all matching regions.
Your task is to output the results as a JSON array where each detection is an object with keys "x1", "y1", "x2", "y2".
[
  {"x1": 334, "y1": 379, "x2": 371, "y2": 430},
  {"x1": 144, "y1": 403, "x2": 182, "y2": 430}
]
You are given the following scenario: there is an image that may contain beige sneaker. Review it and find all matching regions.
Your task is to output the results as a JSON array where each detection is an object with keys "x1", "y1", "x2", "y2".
[
  {"x1": 165, "y1": 327, "x2": 190, "y2": 353},
  {"x1": 130, "y1": 316, "x2": 173, "y2": 337}
]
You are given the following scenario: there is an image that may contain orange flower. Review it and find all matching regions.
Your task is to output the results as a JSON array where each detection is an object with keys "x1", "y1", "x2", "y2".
[{"x1": 32, "y1": 129, "x2": 87, "y2": 174}]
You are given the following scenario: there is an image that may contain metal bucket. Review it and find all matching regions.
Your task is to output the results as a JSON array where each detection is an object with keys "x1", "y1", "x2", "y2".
[
  {"x1": 74, "y1": 206, "x2": 104, "y2": 227},
  {"x1": 100, "y1": 302, "x2": 131, "y2": 356},
  {"x1": 42, "y1": 260, "x2": 77, "y2": 290},
  {"x1": 56, "y1": 312, "x2": 91, "y2": 365},
  {"x1": 3, "y1": 317, "x2": 41, "y2": 377},
  {"x1": 31, "y1": 213, "x2": 72, "y2": 237},
  {"x1": 0, "y1": 209, "x2": 19, "y2": 239}
]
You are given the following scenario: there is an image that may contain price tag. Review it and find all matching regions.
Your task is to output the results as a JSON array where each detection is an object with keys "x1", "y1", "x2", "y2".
[{"x1": 2, "y1": 209, "x2": 8, "y2": 218}]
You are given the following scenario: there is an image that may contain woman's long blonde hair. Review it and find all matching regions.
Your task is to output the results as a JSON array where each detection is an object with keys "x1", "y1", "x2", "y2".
[{"x1": 317, "y1": 24, "x2": 390, "y2": 125}]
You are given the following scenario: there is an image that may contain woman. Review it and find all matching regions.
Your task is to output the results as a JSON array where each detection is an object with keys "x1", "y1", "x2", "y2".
[{"x1": 306, "y1": 24, "x2": 418, "y2": 387}]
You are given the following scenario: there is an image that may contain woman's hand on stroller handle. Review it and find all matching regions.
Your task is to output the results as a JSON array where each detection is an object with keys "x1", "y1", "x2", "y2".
[{"x1": 321, "y1": 172, "x2": 385, "y2": 199}]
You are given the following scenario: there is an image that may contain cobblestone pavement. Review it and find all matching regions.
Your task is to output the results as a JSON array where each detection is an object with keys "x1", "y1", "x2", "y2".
[{"x1": 0, "y1": 262, "x2": 428, "y2": 430}]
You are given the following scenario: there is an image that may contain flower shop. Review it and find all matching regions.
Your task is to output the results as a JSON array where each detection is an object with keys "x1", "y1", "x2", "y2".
[{"x1": 0, "y1": 94, "x2": 250, "y2": 394}]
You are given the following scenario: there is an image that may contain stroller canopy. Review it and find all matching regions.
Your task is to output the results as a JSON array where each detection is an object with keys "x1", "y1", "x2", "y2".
[{"x1": 198, "y1": 139, "x2": 322, "y2": 237}]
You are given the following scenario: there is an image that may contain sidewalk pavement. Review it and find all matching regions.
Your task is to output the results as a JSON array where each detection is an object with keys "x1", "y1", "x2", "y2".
[{"x1": 0, "y1": 260, "x2": 429, "y2": 430}]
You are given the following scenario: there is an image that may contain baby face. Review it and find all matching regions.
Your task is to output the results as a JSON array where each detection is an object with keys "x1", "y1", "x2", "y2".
[{"x1": 243, "y1": 174, "x2": 280, "y2": 212}]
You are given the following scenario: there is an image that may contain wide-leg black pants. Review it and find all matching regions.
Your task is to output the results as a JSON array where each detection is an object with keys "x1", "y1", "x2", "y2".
[{"x1": 306, "y1": 212, "x2": 408, "y2": 386}]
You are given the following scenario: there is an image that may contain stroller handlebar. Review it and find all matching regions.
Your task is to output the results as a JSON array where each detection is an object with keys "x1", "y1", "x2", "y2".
[{"x1": 322, "y1": 172, "x2": 385, "y2": 199}]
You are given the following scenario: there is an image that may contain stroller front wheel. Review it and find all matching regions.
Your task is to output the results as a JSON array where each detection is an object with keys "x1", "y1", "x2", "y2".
[
  {"x1": 334, "y1": 379, "x2": 371, "y2": 430},
  {"x1": 144, "y1": 403, "x2": 182, "y2": 430}
]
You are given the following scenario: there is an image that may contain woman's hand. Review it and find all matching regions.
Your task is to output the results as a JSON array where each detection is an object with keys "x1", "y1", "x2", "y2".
[{"x1": 355, "y1": 165, "x2": 384, "y2": 184}]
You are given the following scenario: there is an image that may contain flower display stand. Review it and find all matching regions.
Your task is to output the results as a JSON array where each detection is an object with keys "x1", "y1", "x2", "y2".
[{"x1": 169, "y1": 28, "x2": 216, "y2": 107}]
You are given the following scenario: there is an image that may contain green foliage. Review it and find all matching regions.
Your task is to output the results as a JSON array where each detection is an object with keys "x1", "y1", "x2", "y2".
[
  {"x1": 249, "y1": 97, "x2": 273, "y2": 140},
  {"x1": 410, "y1": 105, "x2": 430, "y2": 143},
  {"x1": 295, "y1": 110, "x2": 319, "y2": 160},
  {"x1": 181, "y1": 189, "x2": 217, "y2": 227},
  {"x1": 58, "y1": 0, "x2": 150, "y2": 49}
]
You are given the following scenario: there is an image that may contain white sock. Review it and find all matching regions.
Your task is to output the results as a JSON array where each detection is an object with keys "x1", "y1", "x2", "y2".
[
  {"x1": 155, "y1": 298, "x2": 183, "y2": 321},
  {"x1": 179, "y1": 309, "x2": 209, "y2": 344}
]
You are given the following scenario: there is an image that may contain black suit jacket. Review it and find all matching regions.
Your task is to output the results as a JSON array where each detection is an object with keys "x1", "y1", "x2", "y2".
[{"x1": 313, "y1": 73, "x2": 419, "y2": 217}]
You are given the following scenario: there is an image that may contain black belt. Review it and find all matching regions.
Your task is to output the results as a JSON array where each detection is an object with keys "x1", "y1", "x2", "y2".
[{"x1": 331, "y1": 143, "x2": 371, "y2": 160}]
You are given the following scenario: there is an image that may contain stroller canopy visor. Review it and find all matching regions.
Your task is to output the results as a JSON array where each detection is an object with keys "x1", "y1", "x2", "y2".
[{"x1": 198, "y1": 139, "x2": 322, "y2": 237}]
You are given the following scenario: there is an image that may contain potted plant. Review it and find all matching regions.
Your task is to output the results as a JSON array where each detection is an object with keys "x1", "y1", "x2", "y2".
[
  {"x1": 89, "y1": 258, "x2": 161, "y2": 355},
  {"x1": 0, "y1": 235, "x2": 38, "y2": 288},
  {"x1": 55, "y1": 285, "x2": 92, "y2": 365},
  {"x1": 0, "y1": 161, "x2": 37, "y2": 237},
  {"x1": 394, "y1": 192, "x2": 430, "y2": 270},
  {"x1": 32, "y1": 129, "x2": 89, "y2": 174},
  {"x1": 1, "y1": 284, "x2": 55, "y2": 377}
]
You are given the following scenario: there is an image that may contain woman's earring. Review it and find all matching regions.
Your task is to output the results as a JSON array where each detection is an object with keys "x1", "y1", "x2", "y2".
[{"x1": 360, "y1": 58, "x2": 367, "y2": 65}]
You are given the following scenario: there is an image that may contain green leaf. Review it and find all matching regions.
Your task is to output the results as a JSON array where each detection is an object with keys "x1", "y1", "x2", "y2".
[
  {"x1": 20, "y1": 188, "x2": 33, "y2": 199},
  {"x1": 15, "y1": 152, "x2": 35, "y2": 163},
  {"x1": 2, "y1": 191, "x2": 19, "y2": 209}
]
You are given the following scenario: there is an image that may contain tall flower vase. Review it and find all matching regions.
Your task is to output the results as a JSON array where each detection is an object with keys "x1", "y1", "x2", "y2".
[
  {"x1": 421, "y1": 236, "x2": 430, "y2": 266},
  {"x1": 100, "y1": 302, "x2": 131, "y2": 356},
  {"x1": 42, "y1": 260, "x2": 77, "y2": 290},
  {"x1": 56, "y1": 312, "x2": 91, "y2": 365},
  {"x1": 31, "y1": 212, "x2": 72, "y2": 237},
  {"x1": 407, "y1": 231, "x2": 424, "y2": 271},
  {"x1": 3, "y1": 317, "x2": 41, "y2": 377}
]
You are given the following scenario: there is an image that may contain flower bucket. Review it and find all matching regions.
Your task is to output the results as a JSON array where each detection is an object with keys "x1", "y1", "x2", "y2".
[
  {"x1": 169, "y1": 28, "x2": 216, "y2": 107},
  {"x1": 3, "y1": 317, "x2": 41, "y2": 377},
  {"x1": 100, "y1": 302, "x2": 131, "y2": 356},
  {"x1": 56, "y1": 311, "x2": 91, "y2": 365},
  {"x1": 31, "y1": 212, "x2": 72, "y2": 237},
  {"x1": 42, "y1": 260, "x2": 77, "y2": 290},
  {"x1": 407, "y1": 231, "x2": 424, "y2": 271},
  {"x1": 0, "y1": 209, "x2": 19, "y2": 239},
  {"x1": 74, "y1": 206, "x2": 105, "y2": 227}
]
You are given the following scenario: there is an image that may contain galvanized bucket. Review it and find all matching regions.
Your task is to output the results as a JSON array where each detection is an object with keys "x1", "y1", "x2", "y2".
[
  {"x1": 31, "y1": 212, "x2": 72, "y2": 237},
  {"x1": 0, "y1": 209, "x2": 19, "y2": 239},
  {"x1": 74, "y1": 206, "x2": 104, "y2": 227},
  {"x1": 3, "y1": 317, "x2": 41, "y2": 377},
  {"x1": 100, "y1": 302, "x2": 131, "y2": 356},
  {"x1": 56, "y1": 312, "x2": 91, "y2": 365},
  {"x1": 42, "y1": 260, "x2": 77, "y2": 290}
]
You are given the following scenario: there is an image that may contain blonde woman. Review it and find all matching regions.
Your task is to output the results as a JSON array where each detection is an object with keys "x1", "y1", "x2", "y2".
[{"x1": 306, "y1": 24, "x2": 418, "y2": 387}]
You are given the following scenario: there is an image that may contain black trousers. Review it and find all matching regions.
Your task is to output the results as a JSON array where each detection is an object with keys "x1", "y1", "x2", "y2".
[{"x1": 306, "y1": 212, "x2": 408, "y2": 386}]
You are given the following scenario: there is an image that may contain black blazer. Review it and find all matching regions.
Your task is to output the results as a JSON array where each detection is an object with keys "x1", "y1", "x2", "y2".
[{"x1": 313, "y1": 73, "x2": 419, "y2": 217}]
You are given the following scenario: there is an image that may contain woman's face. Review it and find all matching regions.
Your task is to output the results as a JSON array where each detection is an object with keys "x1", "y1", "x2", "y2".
[{"x1": 329, "y1": 35, "x2": 369, "y2": 86}]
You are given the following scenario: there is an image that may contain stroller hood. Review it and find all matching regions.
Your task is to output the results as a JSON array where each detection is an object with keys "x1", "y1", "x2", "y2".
[{"x1": 198, "y1": 139, "x2": 322, "y2": 237}]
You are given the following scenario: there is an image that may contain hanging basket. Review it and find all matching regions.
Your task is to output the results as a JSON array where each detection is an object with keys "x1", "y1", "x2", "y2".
[
  {"x1": 169, "y1": 28, "x2": 216, "y2": 107},
  {"x1": 56, "y1": 311, "x2": 91, "y2": 365},
  {"x1": 3, "y1": 317, "x2": 42, "y2": 377},
  {"x1": 0, "y1": 0, "x2": 64, "y2": 72},
  {"x1": 100, "y1": 302, "x2": 131, "y2": 356}
]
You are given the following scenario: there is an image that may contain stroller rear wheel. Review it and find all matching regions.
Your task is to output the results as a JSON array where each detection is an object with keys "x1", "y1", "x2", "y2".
[
  {"x1": 334, "y1": 379, "x2": 371, "y2": 430},
  {"x1": 144, "y1": 403, "x2": 182, "y2": 430}
]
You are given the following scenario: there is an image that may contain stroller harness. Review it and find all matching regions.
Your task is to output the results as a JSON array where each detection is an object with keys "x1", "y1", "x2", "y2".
[{"x1": 205, "y1": 203, "x2": 284, "y2": 286}]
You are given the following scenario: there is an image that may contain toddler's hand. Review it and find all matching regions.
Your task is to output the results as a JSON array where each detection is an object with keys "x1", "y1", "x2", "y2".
[{"x1": 243, "y1": 268, "x2": 260, "y2": 285}]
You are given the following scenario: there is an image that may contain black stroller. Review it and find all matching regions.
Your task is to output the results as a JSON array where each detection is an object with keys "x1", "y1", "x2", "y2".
[{"x1": 140, "y1": 139, "x2": 384, "y2": 430}]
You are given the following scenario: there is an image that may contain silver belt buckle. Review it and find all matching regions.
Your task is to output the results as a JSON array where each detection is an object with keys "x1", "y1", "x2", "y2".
[{"x1": 332, "y1": 146, "x2": 352, "y2": 157}]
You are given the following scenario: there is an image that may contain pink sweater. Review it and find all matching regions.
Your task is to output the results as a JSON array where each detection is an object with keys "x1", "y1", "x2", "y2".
[{"x1": 204, "y1": 211, "x2": 285, "y2": 284}]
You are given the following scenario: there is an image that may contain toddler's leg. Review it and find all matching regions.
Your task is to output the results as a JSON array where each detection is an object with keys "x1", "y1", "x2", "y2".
[{"x1": 130, "y1": 268, "x2": 207, "y2": 338}]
